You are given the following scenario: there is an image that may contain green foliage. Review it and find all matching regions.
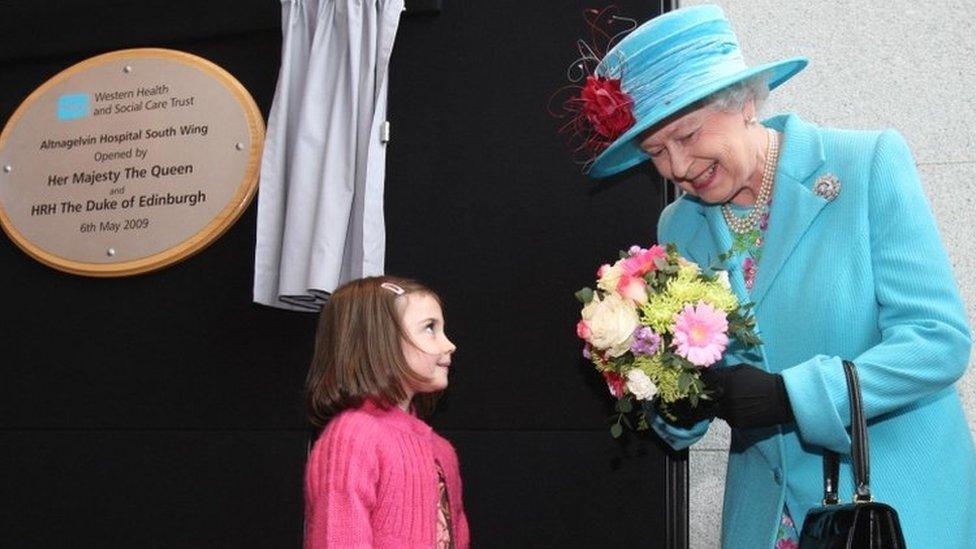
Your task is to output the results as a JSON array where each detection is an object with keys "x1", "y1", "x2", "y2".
[
  {"x1": 574, "y1": 287, "x2": 594, "y2": 304},
  {"x1": 615, "y1": 397, "x2": 633, "y2": 414},
  {"x1": 608, "y1": 396, "x2": 651, "y2": 440}
]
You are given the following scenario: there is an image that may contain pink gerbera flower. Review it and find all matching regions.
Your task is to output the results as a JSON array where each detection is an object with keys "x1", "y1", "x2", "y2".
[{"x1": 671, "y1": 302, "x2": 729, "y2": 367}]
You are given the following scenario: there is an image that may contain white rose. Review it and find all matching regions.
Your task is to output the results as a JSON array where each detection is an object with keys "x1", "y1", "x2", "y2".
[
  {"x1": 715, "y1": 270, "x2": 731, "y2": 290},
  {"x1": 596, "y1": 259, "x2": 625, "y2": 294},
  {"x1": 580, "y1": 293, "x2": 639, "y2": 357},
  {"x1": 626, "y1": 369, "x2": 658, "y2": 401}
]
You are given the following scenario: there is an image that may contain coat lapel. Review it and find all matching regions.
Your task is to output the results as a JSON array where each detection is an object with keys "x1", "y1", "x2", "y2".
[{"x1": 748, "y1": 115, "x2": 829, "y2": 306}]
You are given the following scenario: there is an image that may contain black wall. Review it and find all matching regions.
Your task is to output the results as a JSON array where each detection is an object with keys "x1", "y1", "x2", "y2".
[{"x1": 1, "y1": 2, "x2": 681, "y2": 547}]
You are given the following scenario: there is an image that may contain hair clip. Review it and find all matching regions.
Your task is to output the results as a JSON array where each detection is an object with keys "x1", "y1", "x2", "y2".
[{"x1": 380, "y1": 282, "x2": 405, "y2": 295}]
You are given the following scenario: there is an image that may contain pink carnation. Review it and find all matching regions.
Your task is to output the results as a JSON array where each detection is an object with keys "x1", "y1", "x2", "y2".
[
  {"x1": 621, "y1": 245, "x2": 667, "y2": 277},
  {"x1": 603, "y1": 371, "x2": 627, "y2": 398},
  {"x1": 671, "y1": 301, "x2": 729, "y2": 367},
  {"x1": 616, "y1": 274, "x2": 647, "y2": 304}
]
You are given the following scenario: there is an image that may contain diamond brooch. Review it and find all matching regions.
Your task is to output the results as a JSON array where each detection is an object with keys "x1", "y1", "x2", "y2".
[{"x1": 813, "y1": 173, "x2": 841, "y2": 202}]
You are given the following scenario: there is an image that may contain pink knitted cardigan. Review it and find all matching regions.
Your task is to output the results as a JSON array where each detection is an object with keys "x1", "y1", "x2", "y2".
[{"x1": 304, "y1": 399, "x2": 469, "y2": 548}]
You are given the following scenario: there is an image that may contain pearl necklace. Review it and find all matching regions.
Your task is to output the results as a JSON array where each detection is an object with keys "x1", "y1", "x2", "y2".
[{"x1": 722, "y1": 128, "x2": 780, "y2": 234}]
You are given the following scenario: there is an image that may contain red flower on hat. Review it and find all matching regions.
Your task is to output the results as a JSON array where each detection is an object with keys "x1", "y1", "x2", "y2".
[
  {"x1": 580, "y1": 75, "x2": 635, "y2": 141},
  {"x1": 547, "y1": 6, "x2": 638, "y2": 171}
]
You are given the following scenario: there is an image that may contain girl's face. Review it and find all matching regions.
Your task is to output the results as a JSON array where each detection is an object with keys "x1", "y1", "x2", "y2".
[
  {"x1": 399, "y1": 293, "x2": 456, "y2": 403},
  {"x1": 638, "y1": 101, "x2": 762, "y2": 206}
]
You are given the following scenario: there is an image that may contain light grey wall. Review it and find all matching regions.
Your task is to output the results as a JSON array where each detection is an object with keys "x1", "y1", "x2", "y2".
[{"x1": 676, "y1": 1, "x2": 976, "y2": 546}]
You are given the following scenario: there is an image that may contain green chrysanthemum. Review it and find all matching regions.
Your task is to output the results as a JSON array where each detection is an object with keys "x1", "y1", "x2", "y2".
[
  {"x1": 699, "y1": 281, "x2": 739, "y2": 312},
  {"x1": 665, "y1": 276, "x2": 708, "y2": 303},
  {"x1": 640, "y1": 292, "x2": 684, "y2": 333},
  {"x1": 676, "y1": 263, "x2": 701, "y2": 281},
  {"x1": 664, "y1": 277, "x2": 739, "y2": 313}
]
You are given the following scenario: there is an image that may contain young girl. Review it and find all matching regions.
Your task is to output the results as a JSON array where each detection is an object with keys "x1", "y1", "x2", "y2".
[{"x1": 304, "y1": 276, "x2": 469, "y2": 548}]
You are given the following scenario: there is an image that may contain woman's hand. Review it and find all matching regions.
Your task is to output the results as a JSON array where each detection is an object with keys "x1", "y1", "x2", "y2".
[{"x1": 700, "y1": 364, "x2": 794, "y2": 428}]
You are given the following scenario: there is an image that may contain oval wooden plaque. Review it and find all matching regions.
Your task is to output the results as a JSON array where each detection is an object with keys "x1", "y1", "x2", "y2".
[{"x1": 0, "y1": 48, "x2": 264, "y2": 276}]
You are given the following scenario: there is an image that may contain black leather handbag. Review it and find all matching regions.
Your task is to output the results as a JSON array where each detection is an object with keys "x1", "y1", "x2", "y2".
[{"x1": 798, "y1": 361, "x2": 907, "y2": 548}]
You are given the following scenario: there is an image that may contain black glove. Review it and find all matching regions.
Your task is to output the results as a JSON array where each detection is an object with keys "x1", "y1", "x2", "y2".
[{"x1": 699, "y1": 364, "x2": 794, "y2": 429}]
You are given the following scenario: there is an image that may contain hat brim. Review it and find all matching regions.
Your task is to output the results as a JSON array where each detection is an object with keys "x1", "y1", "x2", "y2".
[{"x1": 588, "y1": 56, "x2": 808, "y2": 179}]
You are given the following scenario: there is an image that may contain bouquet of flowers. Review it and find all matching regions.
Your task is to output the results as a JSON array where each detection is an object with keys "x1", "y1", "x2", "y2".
[{"x1": 575, "y1": 243, "x2": 761, "y2": 437}]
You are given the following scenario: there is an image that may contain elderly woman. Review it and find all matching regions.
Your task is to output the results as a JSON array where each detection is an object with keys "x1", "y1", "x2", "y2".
[{"x1": 580, "y1": 5, "x2": 975, "y2": 548}]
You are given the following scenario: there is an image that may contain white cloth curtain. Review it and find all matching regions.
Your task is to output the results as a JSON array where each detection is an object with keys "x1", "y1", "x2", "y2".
[{"x1": 254, "y1": 0, "x2": 403, "y2": 310}]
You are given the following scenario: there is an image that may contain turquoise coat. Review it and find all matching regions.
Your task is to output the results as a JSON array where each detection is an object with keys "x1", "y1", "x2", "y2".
[{"x1": 653, "y1": 114, "x2": 976, "y2": 548}]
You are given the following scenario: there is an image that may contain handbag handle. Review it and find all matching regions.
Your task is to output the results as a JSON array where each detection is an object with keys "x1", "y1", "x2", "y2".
[{"x1": 822, "y1": 360, "x2": 872, "y2": 505}]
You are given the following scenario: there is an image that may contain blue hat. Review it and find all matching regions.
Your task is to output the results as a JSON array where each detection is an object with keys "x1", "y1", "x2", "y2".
[{"x1": 587, "y1": 5, "x2": 807, "y2": 178}]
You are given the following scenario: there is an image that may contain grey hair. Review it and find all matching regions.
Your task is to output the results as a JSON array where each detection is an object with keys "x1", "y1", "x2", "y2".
[{"x1": 702, "y1": 72, "x2": 771, "y2": 113}]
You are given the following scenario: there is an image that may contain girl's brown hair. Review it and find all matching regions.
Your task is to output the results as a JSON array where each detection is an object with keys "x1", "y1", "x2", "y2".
[{"x1": 305, "y1": 276, "x2": 441, "y2": 427}]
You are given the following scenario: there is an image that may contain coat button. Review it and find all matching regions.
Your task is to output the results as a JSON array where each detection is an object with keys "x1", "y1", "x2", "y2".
[{"x1": 773, "y1": 468, "x2": 783, "y2": 484}]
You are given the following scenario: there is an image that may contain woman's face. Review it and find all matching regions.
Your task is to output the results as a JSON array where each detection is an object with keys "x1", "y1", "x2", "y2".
[
  {"x1": 639, "y1": 101, "x2": 761, "y2": 205},
  {"x1": 399, "y1": 293, "x2": 456, "y2": 400}
]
